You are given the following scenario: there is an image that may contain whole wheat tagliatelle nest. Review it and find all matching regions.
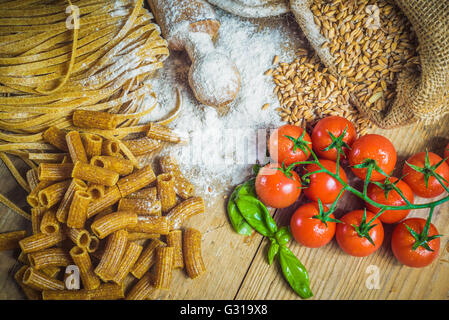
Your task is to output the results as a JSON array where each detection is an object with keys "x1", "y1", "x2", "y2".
[{"x1": 0, "y1": 0, "x2": 169, "y2": 158}]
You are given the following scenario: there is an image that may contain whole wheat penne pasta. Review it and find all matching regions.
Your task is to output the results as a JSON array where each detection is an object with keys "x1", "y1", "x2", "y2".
[
  {"x1": 87, "y1": 183, "x2": 106, "y2": 200},
  {"x1": 42, "y1": 283, "x2": 124, "y2": 300},
  {"x1": 167, "y1": 230, "x2": 184, "y2": 269},
  {"x1": 19, "y1": 230, "x2": 66, "y2": 253},
  {"x1": 166, "y1": 197, "x2": 205, "y2": 230},
  {"x1": 38, "y1": 163, "x2": 73, "y2": 182},
  {"x1": 126, "y1": 272, "x2": 155, "y2": 300},
  {"x1": 118, "y1": 198, "x2": 161, "y2": 216},
  {"x1": 56, "y1": 178, "x2": 87, "y2": 223},
  {"x1": 102, "y1": 139, "x2": 120, "y2": 156},
  {"x1": 116, "y1": 164, "x2": 156, "y2": 197},
  {"x1": 157, "y1": 173, "x2": 177, "y2": 213},
  {"x1": 159, "y1": 156, "x2": 194, "y2": 199},
  {"x1": 73, "y1": 110, "x2": 119, "y2": 130},
  {"x1": 86, "y1": 186, "x2": 122, "y2": 218},
  {"x1": 28, "y1": 248, "x2": 72, "y2": 270},
  {"x1": 128, "y1": 232, "x2": 161, "y2": 242},
  {"x1": 18, "y1": 251, "x2": 29, "y2": 264},
  {"x1": 42, "y1": 289, "x2": 89, "y2": 300},
  {"x1": 39, "y1": 210, "x2": 60, "y2": 234},
  {"x1": 131, "y1": 239, "x2": 166, "y2": 279},
  {"x1": 67, "y1": 190, "x2": 92, "y2": 229},
  {"x1": 127, "y1": 216, "x2": 169, "y2": 235},
  {"x1": 94, "y1": 229, "x2": 128, "y2": 281},
  {"x1": 147, "y1": 123, "x2": 182, "y2": 143},
  {"x1": 87, "y1": 235, "x2": 100, "y2": 253},
  {"x1": 38, "y1": 180, "x2": 71, "y2": 209},
  {"x1": 27, "y1": 180, "x2": 53, "y2": 207},
  {"x1": 26, "y1": 168, "x2": 40, "y2": 191},
  {"x1": 67, "y1": 228, "x2": 90, "y2": 248},
  {"x1": 183, "y1": 228, "x2": 206, "y2": 279},
  {"x1": 42, "y1": 126, "x2": 68, "y2": 152},
  {"x1": 0, "y1": 230, "x2": 27, "y2": 251},
  {"x1": 66, "y1": 131, "x2": 88, "y2": 163},
  {"x1": 91, "y1": 211, "x2": 138, "y2": 239},
  {"x1": 91, "y1": 155, "x2": 134, "y2": 175},
  {"x1": 69, "y1": 246, "x2": 100, "y2": 290},
  {"x1": 153, "y1": 246, "x2": 174, "y2": 290},
  {"x1": 22, "y1": 267, "x2": 65, "y2": 291},
  {"x1": 111, "y1": 242, "x2": 143, "y2": 284},
  {"x1": 122, "y1": 137, "x2": 161, "y2": 157},
  {"x1": 81, "y1": 133, "x2": 102, "y2": 160},
  {"x1": 31, "y1": 207, "x2": 45, "y2": 234},
  {"x1": 126, "y1": 187, "x2": 158, "y2": 201},
  {"x1": 41, "y1": 267, "x2": 60, "y2": 279},
  {"x1": 14, "y1": 266, "x2": 41, "y2": 300},
  {"x1": 72, "y1": 161, "x2": 119, "y2": 187}
]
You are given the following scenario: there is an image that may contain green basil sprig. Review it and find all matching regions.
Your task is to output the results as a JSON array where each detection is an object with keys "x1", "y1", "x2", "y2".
[{"x1": 279, "y1": 246, "x2": 313, "y2": 299}]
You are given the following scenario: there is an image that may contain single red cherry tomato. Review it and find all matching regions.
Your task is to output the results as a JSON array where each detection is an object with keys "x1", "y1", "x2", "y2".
[
  {"x1": 255, "y1": 163, "x2": 301, "y2": 208},
  {"x1": 365, "y1": 177, "x2": 414, "y2": 224},
  {"x1": 348, "y1": 134, "x2": 397, "y2": 181},
  {"x1": 303, "y1": 159, "x2": 347, "y2": 204},
  {"x1": 336, "y1": 210, "x2": 384, "y2": 257},
  {"x1": 402, "y1": 151, "x2": 449, "y2": 198},
  {"x1": 391, "y1": 218, "x2": 440, "y2": 268},
  {"x1": 311, "y1": 116, "x2": 357, "y2": 161},
  {"x1": 290, "y1": 202, "x2": 336, "y2": 248},
  {"x1": 268, "y1": 124, "x2": 312, "y2": 166}
]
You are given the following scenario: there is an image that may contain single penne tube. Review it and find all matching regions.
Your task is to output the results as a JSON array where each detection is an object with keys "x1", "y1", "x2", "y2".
[
  {"x1": 39, "y1": 210, "x2": 60, "y2": 234},
  {"x1": 19, "y1": 230, "x2": 66, "y2": 253},
  {"x1": 69, "y1": 246, "x2": 100, "y2": 290},
  {"x1": 56, "y1": 179, "x2": 88, "y2": 223},
  {"x1": 38, "y1": 180, "x2": 71, "y2": 209},
  {"x1": 42, "y1": 126, "x2": 68, "y2": 152},
  {"x1": 28, "y1": 248, "x2": 72, "y2": 270},
  {"x1": 167, "y1": 230, "x2": 184, "y2": 269},
  {"x1": 72, "y1": 161, "x2": 119, "y2": 187},
  {"x1": 87, "y1": 183, "x2": 106, "y2": 200},
  {"x1": 126, "y1": 187, "x2": 158, "y2": 201},
  {"x1": 111, "y1": 242, "x2": 143, "y2": 284},
  {"x1": 183, "y1": 228, "x2": 206, "y2": 279},
  {"x1": 73, "y1": 110, "x2": 119, "y2": 130},
  {"x1": 94, "y1": 230, "x2": 128, "y2": 281},
  {"x1": 91, "y1": 155, "x2": 134, "y2": 176},
  {"x1": 41, "y1": 267, "x2": 60, "y2": 279},
  {"x1": 31, "y1": 207, "x2": 45, "y2": 234},
  {"x1": 67, "y1": 228, "x2": 90, "y2": 248},
  {"x1": 87, "y1": 234, "x2": 100, "y2": 253},
  {"x1": 125, "y1": 272, "x2": 155, "y2": 300},
  {"x1": 102, "y1": 139, "x2": 120, "y2": 156},
  {"x1": 122, "y1": 137, "x2": 161, "y2": 157},
  {"x1": 91, "y1": 211, "x2": 138, "y2": 239},
  {"x1": 147, "y1": 123, "x2": 182, "y2": 143},
  {"x1": 153, "y1": 246, "x2": 175, "y2": 290},
  {"x1": 86, "y1": 186, "x2": 122, "y2": 218},
  {"x1": 22, "y1": 267, "x2": 65, "y2": 291},
  {"x1": 66, "y1": 131, "x2": 88, "y2": 163},
  {"x1": 131, "y1": 239, "x2": 166, "y2": 279},
  {"x1": 117, "y1": 198, "x2": 161, "y2": 216},
  {"x1": 157, "y1": 173, "x2": 177, "y2": 213},
  {"x1": 0, "y1": 230, "x2": 27, "y2": 251},
  {"x1": 127, "y1": 232, "x2": 161, "y2": 242},
  {"x1": 116, "y1": 164, "x2": 156, "y2": 198},
  {"x1": 166, "y1": 197, "x2": 205, "y2": 230},
  {"x1": 14, "y1": 266, "x2": 41, "y2": 300},
  {"x1": 18, "y1": 251, "x2": 29, "y2": 264},
  {"x1": 159, "y1": 156, "x2": 194, "y2": 199},
  {"x1": 127, "y1": 216, "x2": 169, "y2": 235},
  {"x1": 27, "y1": 180, "x2": 53, "y2": 208},
  {"x1": 81, "y1": 133, "x2": 103, "y2": 160},
  {"x1": 67, "y1": 190, "x2": 92, "y2": 229},
  {"x1": 26, "y1": 168, "x2": 40, "y2": 191},
  {"x1": 42, "y1": 283, "x2": 124, "y2": 300},
  {"x1": 38, "y1": 163, "x2": 73, "y2": 182}
]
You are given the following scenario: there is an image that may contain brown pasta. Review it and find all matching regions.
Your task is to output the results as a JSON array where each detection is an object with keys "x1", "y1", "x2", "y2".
[
  {"x1": 126, "y1": 187, "x2": 158, "y2": 201},
  {"x1": 87, "y1": 235, "x2": 100, "y2": 253},
  {"x1": 91, "y1": 155, "x2": 134, "y2": 176},
  {"x1": 39, "y1": 210, "x2": 60, "y2": 234},
  {"x1": 42, "y1": 283, "x2": 125, "y2": 300},
  {"x1": 160, "y1": 156, "x2": 194, "y2": 199},
  {"x1": 153, "y1": 246, "x2": 174, "y2": 290},
  {"x1": 183, "y1": 228, "x2": 206, "y2": 279},
  {"x1": 87, "y1": 183, "x2": 106, "y2": 200},
  {"x1": 31, "y1": 208, "x2": 45, "y2": 235},
  {"x1": 118, "y1": 198, "x2": 161, "y2": 216},
  {"x1": 91, "y1": 211, "x2": 138, "y2": 239},
  {"x1": 19, "y1": 230, "x2": 66, "y2": 254},
  {"x1": 22, "y1": 267, "x2": 65, "y2": 291},
  {"x1": 131, "y1": 239, "x2": 166, "y2": 279},
  {"x1": 38, "y1": 180, "x2": 71, "y2": 209},
  {"x1": 0, "y1": 230, "x2": 27, "y2": 251},
  {"x1": 72, "y1": 161, "x2": 119, "y2": 187},
  {"x1": 111, "y1": 241, "x2": 143, "y2": 284},
  {"x1": 147, "y1": 123, "x2": 182, "y2": 143},
  {"x1": 38, "y1": 163, "x2": 73, "y2": 182},
  {"x1": 167, "y1": 230, "x2": 184, "y2": 269},
  {"x1": 27, "y1": 180, "x2": 53, "y2": 208},
  {"x1": 127, "y1": 232, "x2": 161, "y2": 242},
  {"x1": 122, "y1": 137, "x2": 161, "y2": 156},
  {"x1": 56, "y1": 178, "x2": 88, "y2": 223},
  {"x1": 116, "y1": 164, "x2": 156, "y2": 197},
  {"x1": 102, "y1": 139, "x2": 120, "y2": 156},
  {"x1": 73, "y1": 110, "x2": 119, "y2": 130},
  {"x1": 14, "y1": 266, "x2": 41, "y2": 300},
  {"x1": 26, "y1": 168, "x2": 40, "y2": 191},
  {"x1": 94, "y1": 229, "x2": 128, "y2": 281},
  {"x1": 125, "y1": 272, "x2": 155, "y2": 300},
  {"x1": 28, "y1": 248, "x2": 72, "y2": 270},
  {"x1": 81, "y1": 133, "x2": 103, "y2": 160},
  {"x1": 127, "y1": 216, "x2": 169, "y2": 235},
  {"x1": 42, "y1": 126, "x2": 68, "y2": 152},
  {"x1": 166, "y1": 197, "x2": 205, "y2": 230},
  {"x1": 86, "y1": 185, "x2": 122, "y2": 218},
  {"x1": 69, "y1": 246, "x2": 100, "y2": 290},
  {"x1": 67, "y1": 228, "x2": 90, "y2": 248},
  {"x1": 157, "y1": 173, "x2": 177, "y2": 213},
  {"x1": 66, "y1": 131, "x2": 88, "y2": 163},
  {"x1": 67, "y1": 190, "x2": 92, "y2": 229}
]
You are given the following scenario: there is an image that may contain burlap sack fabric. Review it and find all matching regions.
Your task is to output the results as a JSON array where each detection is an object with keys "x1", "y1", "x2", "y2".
[{"x1": 208, "y1": 0, "x2": 449, "y2": 129}]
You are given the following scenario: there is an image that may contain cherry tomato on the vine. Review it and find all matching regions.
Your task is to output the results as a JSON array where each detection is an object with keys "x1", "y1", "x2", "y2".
[
  {"x1": 255, "y1": 163, "x2": 301, "y2": 208},
  {"x1": 391, "y1": 218, "x2": 440, "y2": 268},
  {"x1": 311, "y1": 116, "x2": 357, "y2": 161},
  {"x1": 365, "y1": 177, "x2": 414, "y2": 224},
  {"x1": 303, "y1": 159, "x2": 347, "y2": 204},
  {"x1": 268, "y1": 124, "x2": 312, "y2": 166},
  {"x1": 348, "y1": 134, "x2": 397, "y2": 181}
]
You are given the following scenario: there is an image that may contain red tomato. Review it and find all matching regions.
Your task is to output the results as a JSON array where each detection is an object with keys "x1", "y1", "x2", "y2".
[
  {"x1": 402, "y1": 151, "x2": 449, "y2": 198},
  {"x1": 444, "y1": 142, "x2": 449, "y2": 166},
  {"x1": 365, "y1": 177, "x2": 414, "y2": 224},
  {"x1": 303, "y1": 159, "x2": 347, "y2": 204},
  {"x1": 290, "y1": 202, "x2": 336, "y2": 248},
  {"x1": 336, "y1": 210, "x2": 384, "y2": 257},
  {"x1": 348, "y1": 134, "x2": 397, "y2": 181},
  {"x1": 268, "y1": 124, "x2": 312, "y2": 166},
  {"x1": 255, "y1": 163, "x2": 301, "y2": 208},
  {"x1": 391, "y1": 218, "x2": 440, "y2": 268},
  {"x1": 311, "y1": 116, "x2": 357, "y2": 161}
]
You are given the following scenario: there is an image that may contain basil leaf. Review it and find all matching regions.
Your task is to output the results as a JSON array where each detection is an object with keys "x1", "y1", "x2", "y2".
[
  {"x1": 267, "y1": 239, "x2": 279, "y2": 265},
  {"x1": 278, "y1": 246, "x2": 313, "y2": 299},
  {"x1": 275, "y1": 226, "x2": 292, "y2": 246},
  {"x1": 227, "y1": 185, "x2": 253, "y2": 236},
  {"x1": 235, "y1": 195, "x2": 276, "y2": 237}
]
